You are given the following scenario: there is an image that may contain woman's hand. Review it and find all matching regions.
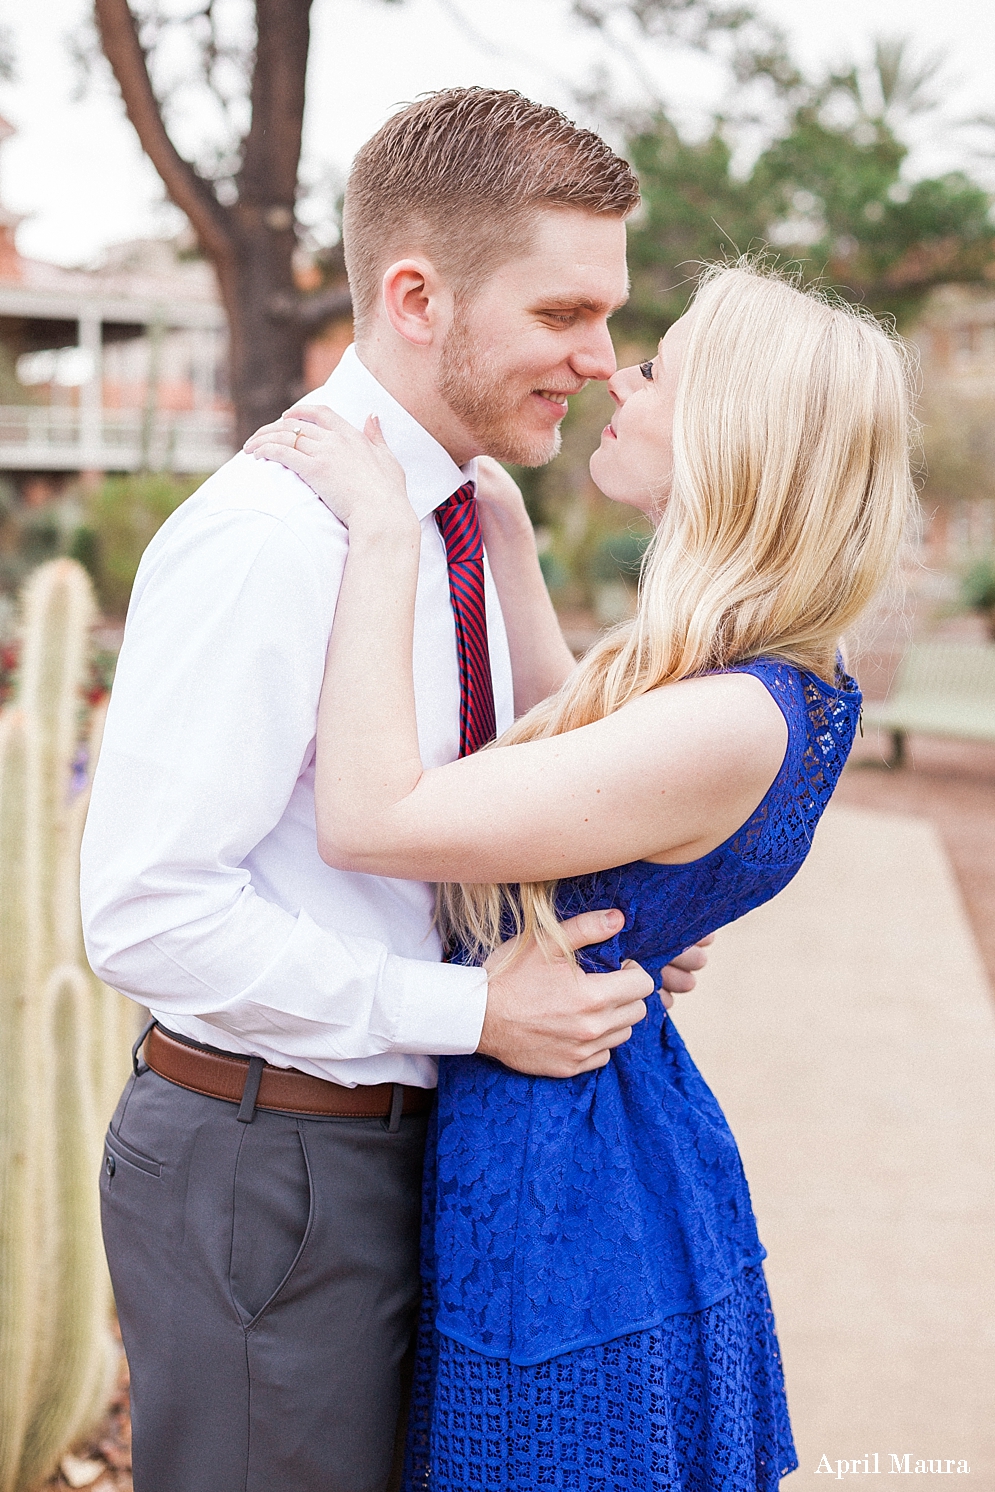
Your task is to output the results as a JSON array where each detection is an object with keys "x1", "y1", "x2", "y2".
[
  {"x1": 474, "y1": 456, "x2": 529, "y2": 523},
  {"x1": 243, "y1": 405, "x2": 411, "y2": 533},
  {"x1": 470, "y1": 455, "x2": 575, "y2": 711}
]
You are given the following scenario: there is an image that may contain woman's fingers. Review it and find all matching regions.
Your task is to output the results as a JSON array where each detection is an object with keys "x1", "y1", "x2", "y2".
[
  {"x1": 475, "y1": 454, "x2": 525, "y2": 508},
  {"x1": 282, "y1": 402, "x2": 346, "y2": 432},
  {"x1": 244, "y1": 440, "x2": 320, "y2": 480},
  {"x1": 242, "y1": 406, "x2": 409, "y2": 524},
  {"x1": 246, "y1": 429, "x2": 324, "y2": 462},
  {"x1": 243, "y1": 423, "x2": 323, "y2": 458},
  {"x1": 243, "y1": 420, "x2": 295, "y2": 451},
  {"x1": 244, "y1": 405, "x2": 378, "y2": 457}
]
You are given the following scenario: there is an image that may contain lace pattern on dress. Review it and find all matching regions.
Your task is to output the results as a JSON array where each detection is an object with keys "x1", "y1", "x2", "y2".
[
  {"x1": 406, "y1": 659, "x2": 858, "y2": 1487},
  {"x1": 729, "y1": 663, "x2": 860, "y2": 867},
  {"x1": 404, "y1": 1266, "x2": 799, "y2": 1492},
  {"x1": 427, "y1": 660, "x2": 862, "y2": 1368}
]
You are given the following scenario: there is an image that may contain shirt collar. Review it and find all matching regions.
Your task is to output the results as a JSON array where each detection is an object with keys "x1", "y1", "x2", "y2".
[{"x1": 314, "y1": 344, "x2": 477, "y2": 522}]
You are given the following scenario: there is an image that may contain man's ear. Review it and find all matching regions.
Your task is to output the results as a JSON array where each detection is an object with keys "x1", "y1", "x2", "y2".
[{"x1": 381, "y1": 258, "x2": 452, "y2": 347}]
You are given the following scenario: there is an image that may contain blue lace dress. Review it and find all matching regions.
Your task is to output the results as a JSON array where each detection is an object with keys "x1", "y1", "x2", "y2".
[{"x1": 402, "y1": 658, "x2": 862, "y2": 1492}]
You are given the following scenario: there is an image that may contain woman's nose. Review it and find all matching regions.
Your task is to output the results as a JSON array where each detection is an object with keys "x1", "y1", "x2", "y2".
[{"x1": 607, "y1": 365, "x2": 641, "y2": 406}]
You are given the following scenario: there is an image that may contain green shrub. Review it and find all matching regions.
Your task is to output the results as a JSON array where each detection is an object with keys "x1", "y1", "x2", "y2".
[
  {"x1": 589, "y1": 531, "x2": 652, "y2": 584},
  {"x1": 0, "y1": 480, "x2": 74, "y2": 602},
  {"x1": 960, "y1": 557, "x2": 995, "y2": 615},
  {"x1": 538, "y1": 550, "x2": 568, "y2": 593},
  {"x1": 71, "y1": 472, "x2": 202, "y2": 617}
]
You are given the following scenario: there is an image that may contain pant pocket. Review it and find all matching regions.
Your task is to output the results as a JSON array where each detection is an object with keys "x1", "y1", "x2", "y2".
[
  {"x1": 104, "y1": 1126, "x2": 163, "y2": 1179},
  {"x1": 229, "y1": 1116, "x2": 313, "y2": 1325}
]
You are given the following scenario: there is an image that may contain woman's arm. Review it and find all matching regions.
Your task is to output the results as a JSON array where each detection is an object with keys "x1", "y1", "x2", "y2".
[
  {"x1": 473, "y1": 458, "x2": 576, "y2": 713},
  {"x1": 244, "y1": 409, "x2": 788, "y2": 886},
  {"x1": 318, "y1": 674, "x2": 787, "y2": 883}
]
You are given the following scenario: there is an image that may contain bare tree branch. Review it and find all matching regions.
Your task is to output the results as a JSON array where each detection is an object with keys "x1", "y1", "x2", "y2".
[
  {"x1": 574, "y1": 0, "x2": 755, "y2": 49},
  {"x1": 237, "y1": 0, "x2": 312, "y2": 213},
  {"x1": 571, "y1": 0, "x2": 802, "y2": 115},
  {"x1": 93, "y1": 0, "x2": 235, "y2": 264},
  {"x1": 0, "y1": 24, "x2": 15, "y2": 81}
]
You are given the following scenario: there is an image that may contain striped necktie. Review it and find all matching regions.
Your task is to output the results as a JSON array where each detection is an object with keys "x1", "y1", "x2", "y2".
[{"x1": 435, "y1": 482, "x2": 497, "y2": 757}]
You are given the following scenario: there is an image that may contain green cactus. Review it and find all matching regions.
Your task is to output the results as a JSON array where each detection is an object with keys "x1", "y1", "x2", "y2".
[{"x1": 0, "y1": 560, "x2": 136, "y2": 1491}]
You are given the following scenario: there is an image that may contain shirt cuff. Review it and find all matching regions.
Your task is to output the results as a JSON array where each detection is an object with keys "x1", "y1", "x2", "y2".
[{"x1": 382, "y1": 953, "x2": 488, "y2": 1056}]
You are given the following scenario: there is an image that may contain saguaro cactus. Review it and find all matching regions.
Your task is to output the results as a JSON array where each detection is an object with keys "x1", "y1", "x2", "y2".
[{"x1": 0, "y1": 560, "x2": 135, "y2": 1491}]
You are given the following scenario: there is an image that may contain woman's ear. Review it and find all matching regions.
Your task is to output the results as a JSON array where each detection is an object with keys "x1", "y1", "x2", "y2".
[{"x1": 380, "y1": 258, "x2": 452, "y2": 347}]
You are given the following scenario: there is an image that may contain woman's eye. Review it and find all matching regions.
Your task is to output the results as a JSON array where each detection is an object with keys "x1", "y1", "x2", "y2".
[{"x1": 640, "y1": 361, "x2": 655, "y2": 381}]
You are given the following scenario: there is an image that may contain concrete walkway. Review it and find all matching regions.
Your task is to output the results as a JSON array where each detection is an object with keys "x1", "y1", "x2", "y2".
[{"x1": 672, "y1": 804, "x2": 995, "y2": 1487}]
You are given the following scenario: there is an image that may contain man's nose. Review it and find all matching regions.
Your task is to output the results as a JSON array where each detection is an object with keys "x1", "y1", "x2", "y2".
[{"x1": 570, "y1": 321, "x2": 617, "y2": 383}]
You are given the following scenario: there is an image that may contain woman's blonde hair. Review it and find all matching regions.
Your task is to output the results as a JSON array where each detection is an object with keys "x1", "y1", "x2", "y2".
[{"x1": 439, "y1": 261, "x2": 917, "y2": 960}]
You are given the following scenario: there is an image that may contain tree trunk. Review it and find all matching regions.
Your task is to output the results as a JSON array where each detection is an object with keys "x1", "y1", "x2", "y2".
[
  {"x1": 95, "y1": 0, "x2": 326, "y2": 448},
  {"x1": 216, "y1": 224, "x2": 309, "y2": 445},
  {"x1": 226, "y1": 0, "x2": 314, "y2": 441}
]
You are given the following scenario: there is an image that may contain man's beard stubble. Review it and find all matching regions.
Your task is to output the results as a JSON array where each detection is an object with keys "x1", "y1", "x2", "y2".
[{"x1": 437, "y1": 316, "x2": 562, "y2": 468}]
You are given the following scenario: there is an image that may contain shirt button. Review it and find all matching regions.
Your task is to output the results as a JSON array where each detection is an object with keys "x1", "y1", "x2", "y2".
[{"x1": 105, "y1": 1153, "x2": 116, "y2": 1178}]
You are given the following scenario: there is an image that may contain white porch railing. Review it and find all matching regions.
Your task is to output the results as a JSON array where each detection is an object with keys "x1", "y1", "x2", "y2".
[{"x1": 0, "y1": 405, "x2": 235, "y2": 474}]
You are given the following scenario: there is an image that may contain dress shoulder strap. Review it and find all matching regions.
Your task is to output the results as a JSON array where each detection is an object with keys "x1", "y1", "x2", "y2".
[{"x1": 723, "y1": 656, "x2": 862, "y2": 868}]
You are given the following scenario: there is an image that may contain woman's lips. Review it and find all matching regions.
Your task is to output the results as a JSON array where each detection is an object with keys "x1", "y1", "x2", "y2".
[{"x1": 603, "y1": 424, "x2": 617, "y2": 440}]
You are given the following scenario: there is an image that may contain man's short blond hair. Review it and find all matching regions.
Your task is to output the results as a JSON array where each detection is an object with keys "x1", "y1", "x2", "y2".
[{"x1": 342, "y1": 87, "x2": 640, "y2": 332}]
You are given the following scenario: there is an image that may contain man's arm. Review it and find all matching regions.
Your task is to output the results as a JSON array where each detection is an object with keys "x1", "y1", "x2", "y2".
[
  {"x1": 81, "y1": 460, "x2": 655, "y2": 1079},
  {"x1": 80, "y1": 470, "x2": 491, "y2": 1073}
]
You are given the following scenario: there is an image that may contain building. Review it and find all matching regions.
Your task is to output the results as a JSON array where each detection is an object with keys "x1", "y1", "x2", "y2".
[
  {"x1": 0, "y1": 116, "x2": 237, "y2": 489},
  {"x1": 911, "y1": 285, "x2": 995, "y2": 563},
  {"x1": 0, "y1": 114, "x2": 355, "y2": 497}
]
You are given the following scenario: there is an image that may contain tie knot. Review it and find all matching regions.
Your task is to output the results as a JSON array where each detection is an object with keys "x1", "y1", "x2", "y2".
[
  {"x1": 436, "y1": 482, "x2": 483, "y2": 565},
  {"x1": 438, "y1": 481, "x2": 476, "y2": 512}
]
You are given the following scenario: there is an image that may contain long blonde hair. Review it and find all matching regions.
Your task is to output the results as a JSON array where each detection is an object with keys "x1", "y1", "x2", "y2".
[{"x1": 439, "y1": 262, "x2": 917, "y2": 959}]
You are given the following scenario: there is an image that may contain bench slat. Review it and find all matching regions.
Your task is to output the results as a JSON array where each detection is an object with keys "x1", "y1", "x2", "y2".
[{"x1": 861, "y1": 643, "x2": 995, "y2": 746}]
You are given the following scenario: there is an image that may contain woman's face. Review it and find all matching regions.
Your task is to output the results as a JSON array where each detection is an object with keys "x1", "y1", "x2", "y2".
[{"x1": 589, "y1": 313, "x2": 691, "y2": 515}]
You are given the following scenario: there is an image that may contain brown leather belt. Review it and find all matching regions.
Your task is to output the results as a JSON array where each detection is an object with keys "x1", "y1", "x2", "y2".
[{"x1": 143, "y1": 1024, "x2": 434, "y2": 1119}]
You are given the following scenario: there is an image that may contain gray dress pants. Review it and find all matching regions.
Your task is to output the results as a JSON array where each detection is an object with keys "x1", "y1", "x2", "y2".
[{"x1": 100, "y1": 1063, "x2": 427, "y2": 1492}]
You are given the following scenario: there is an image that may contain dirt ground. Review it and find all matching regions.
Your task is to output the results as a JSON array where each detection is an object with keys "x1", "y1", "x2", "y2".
[
  {"x1": 46, "y1": 1349, "x2": 131, "y2": 1490},
  {"x1": 837, "y1": 601, "x2": 995, "y2": 999},
  {"x1": 837, "y1": 729, "x2": 995, "y2": 997}
]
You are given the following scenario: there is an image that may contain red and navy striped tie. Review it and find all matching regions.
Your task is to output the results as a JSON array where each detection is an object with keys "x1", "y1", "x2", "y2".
[{"x1": 435, "y1": 482, "x2": 497, "y2": 757}]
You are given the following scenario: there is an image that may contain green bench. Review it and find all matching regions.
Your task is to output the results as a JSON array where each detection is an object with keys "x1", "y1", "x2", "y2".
[{"x1": 861, "y1": 642, "x2": 995, "y2": 767}]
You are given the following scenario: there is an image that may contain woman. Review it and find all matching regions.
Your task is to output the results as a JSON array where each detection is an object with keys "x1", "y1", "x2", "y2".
[{"x1": 245, "y1": 265, "x2": 914, "y2": 1490}]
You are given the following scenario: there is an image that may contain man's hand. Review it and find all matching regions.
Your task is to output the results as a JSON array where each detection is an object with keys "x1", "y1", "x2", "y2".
[
  {"x1": 659, "y1": 934, "x2": 714, "y2": 1010},
  {"x1": 478, "y1": 909, "x2": 654, "y2": 1077}
]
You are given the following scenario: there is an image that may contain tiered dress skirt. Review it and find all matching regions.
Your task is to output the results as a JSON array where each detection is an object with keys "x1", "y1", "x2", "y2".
[{"x1": 402, "y1": 1263, "x2": 797, "y2": 1491}]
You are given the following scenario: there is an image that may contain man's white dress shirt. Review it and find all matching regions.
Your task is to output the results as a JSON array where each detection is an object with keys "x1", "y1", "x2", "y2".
[{"x1": 81, "y1": 345, "x2": 514, "y2": 1087}]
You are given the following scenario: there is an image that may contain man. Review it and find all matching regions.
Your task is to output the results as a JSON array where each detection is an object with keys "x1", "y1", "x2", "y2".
[{"x1": 82, "y1": 87, "x2": 706, "y2": 1492}]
